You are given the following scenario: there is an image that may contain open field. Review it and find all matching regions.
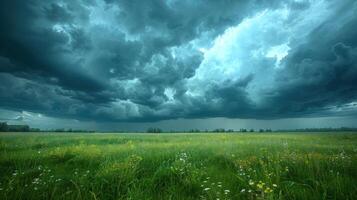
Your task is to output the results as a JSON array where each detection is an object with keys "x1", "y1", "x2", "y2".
[{"x1": 0, "y1": 132, "x2": 356, "y2": 200}]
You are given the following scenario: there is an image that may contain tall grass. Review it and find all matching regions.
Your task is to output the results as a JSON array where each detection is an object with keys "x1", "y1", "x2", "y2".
[{"x1": 0, "y1": 132, "x2": 356, "y2": 199}]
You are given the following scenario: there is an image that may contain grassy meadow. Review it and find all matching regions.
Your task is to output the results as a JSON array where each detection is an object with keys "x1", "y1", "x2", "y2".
[{"x1": 0, "y1": 132, "x2": 356, "y2": 200}]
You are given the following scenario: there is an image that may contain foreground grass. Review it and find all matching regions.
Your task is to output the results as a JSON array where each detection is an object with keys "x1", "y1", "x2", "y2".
[{"x1": 0, "y1": 132, "x2": 356, "y2": 200}]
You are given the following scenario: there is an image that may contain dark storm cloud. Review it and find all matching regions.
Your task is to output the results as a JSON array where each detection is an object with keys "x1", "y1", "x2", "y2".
[
  {"x1": 0, "y1": 1, "x2": 104, "y2": 93},
  {"x1": 0, "y1": 0, "x2": 357, "y2": 122},
  {"x1": 178, "y1": 0, "x2": 357, "y2": 120},
  {"x1": 45, "y1": 3, "x2": 74, "y2": 23},
  {"x1": 264, "y1": 1, "x2": 357, "y2": 118}
]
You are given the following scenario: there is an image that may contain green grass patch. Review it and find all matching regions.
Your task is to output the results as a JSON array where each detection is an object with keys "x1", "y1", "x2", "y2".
[{"x1": 0, "y1": 132, "x2": 356, "y2": 199}]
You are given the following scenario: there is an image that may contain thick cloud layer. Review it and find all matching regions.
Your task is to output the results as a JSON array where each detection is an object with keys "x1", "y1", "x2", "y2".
[{"x1": 1, "y1": 0, "x2": 357, "y2": 122}]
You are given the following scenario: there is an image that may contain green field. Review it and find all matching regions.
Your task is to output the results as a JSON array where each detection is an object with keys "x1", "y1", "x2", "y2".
[{"x1": 0, "y1": 132, "x2": 356, "y2": 200}]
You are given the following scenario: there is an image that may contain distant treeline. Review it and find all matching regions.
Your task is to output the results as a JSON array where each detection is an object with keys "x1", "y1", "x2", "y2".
[
  {"x1": 275, "y1": 127, "x2": 357, "y2": 132},
  {"x1": 1, "y1": 122, "x2": 357, "y2": 133},
  {"x1": 0, "y1": 122, "x2": 94, "y2": 133},
  {"x1": 161, "y1": 128, "x2": 273, "y2": 133},
  {"x1": 161, "y1": 128, "x2": 271, "y2": 133},
  {"x1": 47, "y1": 128, "x2": 96, "y2": 133},
  {"x1": 146, "y1": 127, "x2": 357, "y2": 133},
  {"x1": 0, "y1": 122, "x2": 35, "y2": 132}
]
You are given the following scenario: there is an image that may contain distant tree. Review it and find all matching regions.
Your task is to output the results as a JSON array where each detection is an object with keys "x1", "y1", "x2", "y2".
[
  {"x1": 7, "y1": 125, "x2": 30, "y2": 132},
  {"x1": 0, "y1": 122, "x2": 9, "y2": 132},
  {"x1": 259, "y1": 129, "x2": 264, "y2": 132},
  {"x1": 265, "y1": 129, "x2": 272, "y2": 132},
  {"x1": 213, "y1": 128, "x2": 225, "y2": 133},
  {"x1": 240, "y1": 128, "x2": 247, "y2": 132},
  {"x1": 22, "y1": 125, "x2": 30, "y2": 132},
  {"x1": 147, "y1": 127, "x2": 162, "y2": 133},
  {"x1": 189, "y1": 129, "x2": 200, "y2": 133},
  {"x1": 249, "y1": 129, "x2": 255, "y2": 132}
]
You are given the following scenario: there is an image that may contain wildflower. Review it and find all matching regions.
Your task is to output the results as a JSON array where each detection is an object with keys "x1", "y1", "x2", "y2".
[
  {"x1": 241, "y1": 189, "x2": 246, "y2": 193},
  {"x1": 264, "y1": 187, "x2": 273, "y2": 193},
  {"x1": 224, "y1": 189, "x2": 230, "y2": 194},
  {"x1": 204, "y1": 188, "x2": 210, "y2": 191},
  {"x1": 0, "y1": 188, "x2": 2, "y2": 191},
  {"x1": 248, "y1": 189, "x2": 252, "y2": 193},
  {"x1": 249, "y1": 180, "x2": 254, "y2": 186},
  {"x1": 272, "y1": 184, "x2": 277, "y2": 187},
  {"x1": 257, "y1": 181, "x2": 265, "y2": 189},
  {"x1": 218, "y1": 184, "x2": 222, "y2": 187},
  {"x1": 34, "y1": 187, "x2": 38, "y2": 190}
]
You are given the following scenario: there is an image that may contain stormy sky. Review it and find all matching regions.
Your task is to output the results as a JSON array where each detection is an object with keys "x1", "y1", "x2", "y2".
[{"x1": 1, "y1": 0, "x2": 357, "y2": 131}]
